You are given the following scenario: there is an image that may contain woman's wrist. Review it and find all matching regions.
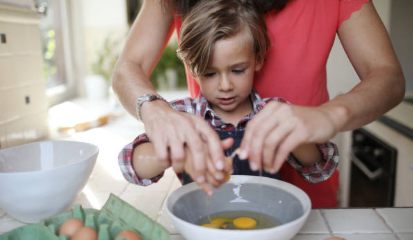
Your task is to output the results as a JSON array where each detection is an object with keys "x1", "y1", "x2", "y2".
[
  {"x1": 135, "y1": 93, "x2": 168, "y2": 121},
  {"x1": 318, "y1": 101, "x2": 350, "y2": 133},
  {"x1": 140, "y1": 97, "x2": 172, "y2": 122}
]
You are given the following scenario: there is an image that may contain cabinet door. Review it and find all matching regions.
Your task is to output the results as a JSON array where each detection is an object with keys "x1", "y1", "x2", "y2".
[
  {"x1": 364, "y1": 122, "x2": 413, "y2": 207},
  {"x1": 0, "y1": 9, "x2": 48, "y2": 148},
  {"x1": 394, "y1": 137, "x2": 413, "y2": 206}
]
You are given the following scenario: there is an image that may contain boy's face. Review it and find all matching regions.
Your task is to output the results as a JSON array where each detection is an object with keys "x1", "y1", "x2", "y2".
[{"x1": 198, "y1": 28, "x2": 263, "y2": 118}]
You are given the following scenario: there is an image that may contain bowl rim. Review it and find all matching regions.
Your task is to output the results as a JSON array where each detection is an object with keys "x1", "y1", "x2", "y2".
[
  {"x1": 166, "y1": 175, "x2": 311, "y2": 234},
  {"x1": 0, "y1": 140, "x2": 99, "y2": 175}
]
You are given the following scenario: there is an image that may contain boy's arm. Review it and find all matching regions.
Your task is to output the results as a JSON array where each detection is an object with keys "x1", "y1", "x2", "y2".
[
  {"x1": 132, "y1": 142, "x2": 167, "y2": 179},
  {"x1": 286, "y1": 141, "x2": 339, "y2": 184},
  {"x1": 291, "y1": 143, "x2": 322, "y2": 167},
  {"x1": 118, "y1": 134, "x2": 165, "y2": 185}
]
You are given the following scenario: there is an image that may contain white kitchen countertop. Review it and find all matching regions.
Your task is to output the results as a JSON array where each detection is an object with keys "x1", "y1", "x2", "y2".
[
  {"x1": 1, "y1": 93, "x2": 413, "y2": 240},
  {"x1": 383, "y1": 100, "x2": 413, "y2": 132}
]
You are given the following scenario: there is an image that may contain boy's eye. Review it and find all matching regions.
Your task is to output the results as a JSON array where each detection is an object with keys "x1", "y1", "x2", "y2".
[
  {"x1": 232, "y1": 69, "x2": 245, "y2": 74},
  {"x1": 204, "y1": 72, "x2": 216, "y2": 78}
]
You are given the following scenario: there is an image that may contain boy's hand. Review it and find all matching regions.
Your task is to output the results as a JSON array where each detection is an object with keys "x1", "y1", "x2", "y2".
[
  {"x1": 184, "y1": 138, "x2": 234, "y2": 196},
  {"x1": 142, "y1": 102, "x2": 230, "y2": 185}
]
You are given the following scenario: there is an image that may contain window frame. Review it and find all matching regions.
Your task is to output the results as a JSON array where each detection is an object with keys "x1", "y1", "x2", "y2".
[{"x1": 40, "y1": 0, "x2": 83, "y2": 106}]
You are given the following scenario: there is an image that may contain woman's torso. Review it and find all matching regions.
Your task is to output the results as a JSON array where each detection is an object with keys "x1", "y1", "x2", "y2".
[{"x1": 174, "y1": 0, "x2": 367, "y2": 106}]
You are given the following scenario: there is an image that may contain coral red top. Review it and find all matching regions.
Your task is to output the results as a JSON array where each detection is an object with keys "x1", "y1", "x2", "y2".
[{"x1": 173, "y1": 0, "x2": 370, "y2": 207}]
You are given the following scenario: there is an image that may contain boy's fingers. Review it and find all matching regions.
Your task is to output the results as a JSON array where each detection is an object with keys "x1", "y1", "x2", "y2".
[{"x1": 221, "y1": 138, "x2": 234, "y2": 173}]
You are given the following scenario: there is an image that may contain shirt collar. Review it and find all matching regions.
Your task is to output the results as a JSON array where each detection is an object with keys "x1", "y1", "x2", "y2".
[
  {"x1": 250, "y1": 89, "x2": 266, "y2": 114},
  {"x1": 195, "y1": 89, "x2": 266, "y2": 120}
]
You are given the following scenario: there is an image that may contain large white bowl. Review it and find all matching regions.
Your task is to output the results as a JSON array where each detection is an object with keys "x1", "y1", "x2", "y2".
[
  {"x1": 166, "y1": 175, "x2": 311, "y2": 240},
  {"x1": 0, "y1": 141, "x2": 98, "y2": 223}
]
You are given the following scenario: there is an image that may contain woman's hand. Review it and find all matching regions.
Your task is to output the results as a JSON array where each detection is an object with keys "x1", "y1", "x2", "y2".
[
  {"x1": 141, "y1": 100, "x2": 232, "y2": 187},
  {"x1": 183, "y1": 137, "x2": 234, "y2": 195},
  {"x1": 239, "y1": 101, "x2": 337, "y2": 173}
]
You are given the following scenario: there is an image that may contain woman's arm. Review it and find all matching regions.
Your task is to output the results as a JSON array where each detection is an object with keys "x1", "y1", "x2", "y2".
[
  {"x1": 132, "y1": 138, "x2": 235, "y2": 195},
  {"x1": 240, "y1": 2, "x2": 405, "y2": 173},
  {"x1": 112, "y1": 0, "x2": 175, "y2": 112},
  {"x1": 324, "y1": 1, "x2": 405, "y2": 131},
  {"x1": 112, "y1": 0, "x2": 229, "y2": 185}
]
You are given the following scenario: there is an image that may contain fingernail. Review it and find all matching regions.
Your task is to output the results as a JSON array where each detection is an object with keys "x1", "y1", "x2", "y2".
[
  {"x1": 270, "y1": 168, "x2": 277, "y2": 174},
  {"x1": 215, "y1": 160, "x2": 224, "y2": 170},
  {"x1": 215, "y1": 173, "x2": 224, "y2": 180},
  {"x1": 197, "y1": 176, "x2": 205, "y2": 183},
  {"x1": 239, "y1": 149, "x2": 248, "y2": 160},
  {"x1": 250, "y1": 162, "x2": 258, "y2": 171}
]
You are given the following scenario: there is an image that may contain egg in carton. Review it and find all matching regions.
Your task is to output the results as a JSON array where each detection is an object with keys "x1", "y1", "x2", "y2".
[{"x1": 0, "y1": 194, "x2": 169, "y2": 240}]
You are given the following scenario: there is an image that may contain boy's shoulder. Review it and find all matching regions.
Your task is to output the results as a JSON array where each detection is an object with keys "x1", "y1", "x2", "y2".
[
  {"x1": 168, "y1": 97, "x2": 198, "y2": 113},
  {"x1": 261, "y1": 96, "x2": 289, "y2": 105}
]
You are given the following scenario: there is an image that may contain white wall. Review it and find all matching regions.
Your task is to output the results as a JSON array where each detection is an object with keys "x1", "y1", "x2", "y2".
[
  {"x1": 326, "y1": 0, "x2": 393, "y2": 207},
  {"x1": 81, "y1": 0, "x2": 128, "y2": 78},
  {"x1": 389, "y1": 0, "x2": 413, "y2": 92}
]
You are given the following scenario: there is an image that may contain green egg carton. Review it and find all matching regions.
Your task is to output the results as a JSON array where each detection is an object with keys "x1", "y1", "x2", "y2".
[{"x1": 0, "y1": 194, "x2": 169, "y2": 240}]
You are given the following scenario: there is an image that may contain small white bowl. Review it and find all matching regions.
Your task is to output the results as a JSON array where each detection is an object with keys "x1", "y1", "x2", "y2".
[
  {"x1": 0, "y1": 141, "x2": 98, "y2": 223},
  {"x1": 166, "y1": 175, "x2": 311, "y2": 240}
]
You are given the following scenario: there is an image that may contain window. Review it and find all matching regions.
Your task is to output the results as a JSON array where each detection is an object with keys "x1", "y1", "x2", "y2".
[{"x1": 36, "y1": 0, "x2": 77, "y2": 105}]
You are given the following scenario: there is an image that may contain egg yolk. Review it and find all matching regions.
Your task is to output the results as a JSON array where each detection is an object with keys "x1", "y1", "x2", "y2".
[
  {"x1": 233, "y1": 217, "x2": 257, "y2": 229},
  {"x1": 202, "y1": 218, "x2": 233, "y2": 229},
  {"x1": 211, "y1": 218, "x2": 233, "y2": 228},
  {"x1": 201, "y1": 223, "x2": 216, "y2": 228}
]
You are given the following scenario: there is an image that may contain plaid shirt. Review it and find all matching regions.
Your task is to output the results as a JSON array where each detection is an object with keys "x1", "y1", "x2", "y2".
[{"x1": 118, "y1": 90, "x2": 339, "y2": 186}]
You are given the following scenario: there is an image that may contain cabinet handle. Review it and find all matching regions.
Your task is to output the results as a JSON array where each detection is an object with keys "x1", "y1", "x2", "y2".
[
  {"x1": 34, "y1": 2, "x2": 47, "y2": 15},
  {"x1": 351, "y1": 154, "x2": 383, "y2": 180}
]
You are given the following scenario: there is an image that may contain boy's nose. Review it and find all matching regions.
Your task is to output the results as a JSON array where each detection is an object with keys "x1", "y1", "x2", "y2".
[{"x1": 218, "y1": 75, "x2": 234, "y2": 91}]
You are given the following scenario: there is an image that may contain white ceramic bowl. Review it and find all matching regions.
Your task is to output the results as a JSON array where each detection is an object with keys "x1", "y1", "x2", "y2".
[
  {"x1": 166, "y1": 175, "x2": 311, "y2": 240},
  {"x1": 0, "y1": 141, "x2": 98, "y2": 223}
]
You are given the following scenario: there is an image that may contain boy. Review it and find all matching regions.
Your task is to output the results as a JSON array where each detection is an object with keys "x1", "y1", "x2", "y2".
[{"x1": 118, "y1": 0, "x2": 338, "y2": 195}]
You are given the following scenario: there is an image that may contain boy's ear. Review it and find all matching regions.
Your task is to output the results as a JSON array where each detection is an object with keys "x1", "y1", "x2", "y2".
[{"x1": 255, "y1": 58, "x2": 264, "y2": 72}]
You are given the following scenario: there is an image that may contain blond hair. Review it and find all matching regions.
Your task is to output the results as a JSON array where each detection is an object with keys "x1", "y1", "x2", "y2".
[{"x1": 177, "y1": 0, "x2": 270, "y2": 78}]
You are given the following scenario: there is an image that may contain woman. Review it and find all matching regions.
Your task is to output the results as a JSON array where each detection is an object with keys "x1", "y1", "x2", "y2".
[{"x1": 112, "y1": 0, "x2": 405, "y2": 207}]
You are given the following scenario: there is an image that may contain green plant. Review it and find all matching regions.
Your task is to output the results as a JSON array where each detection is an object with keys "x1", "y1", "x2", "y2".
[
  {"x1": 150, "y1": 44, "x2": 187, "y2": 89},
  {"x1": 91, "y1": 36, "x2": 121, "y2": 83}
]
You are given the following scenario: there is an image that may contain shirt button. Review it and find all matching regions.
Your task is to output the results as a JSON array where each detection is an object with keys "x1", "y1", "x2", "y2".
[{"x1": 221, "y1": 125, "x2": 226, "y2": 129}]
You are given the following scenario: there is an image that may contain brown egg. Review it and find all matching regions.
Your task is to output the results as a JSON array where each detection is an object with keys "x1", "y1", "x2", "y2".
[
  {"x1": 72, "y1": 226, "x2": 98, "y2": 240},
  {"x1": 59, "y1": 218, "x2": 84, "y2": 237},
  {"x1": 116, "y1": 230, "x2": 142, "y2": 240}
]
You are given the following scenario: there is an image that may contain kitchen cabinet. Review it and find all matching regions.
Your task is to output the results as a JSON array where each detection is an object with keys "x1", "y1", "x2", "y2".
[
  {"x1": 364, "y1": 102, "x2": 413, "y2": 207},
  {"x1": 0, "y1": 3, "x2": 48, "y2": 149}
]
